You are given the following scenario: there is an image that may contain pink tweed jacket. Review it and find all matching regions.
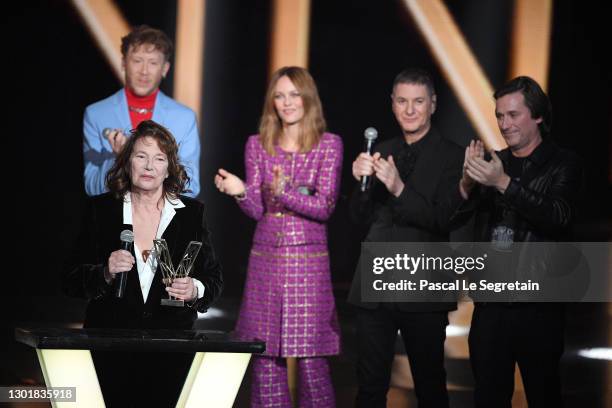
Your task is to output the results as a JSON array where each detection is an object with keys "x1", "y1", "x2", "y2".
[{"x1": 237, "y1": 133, "x2": 343, "y2": 246}]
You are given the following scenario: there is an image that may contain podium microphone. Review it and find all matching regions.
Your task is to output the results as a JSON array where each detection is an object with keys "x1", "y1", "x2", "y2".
[
  {"x1": 361, "y1": 127, "x2": 378, "y2": 192},
  {"x1": 115, "y1": 229, "x2": 134, "y2": 298}
]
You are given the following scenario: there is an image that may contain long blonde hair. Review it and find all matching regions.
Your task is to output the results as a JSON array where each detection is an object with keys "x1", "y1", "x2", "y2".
[{"x1": 259, "y1": 66, "x2": 326, "y2": 155}]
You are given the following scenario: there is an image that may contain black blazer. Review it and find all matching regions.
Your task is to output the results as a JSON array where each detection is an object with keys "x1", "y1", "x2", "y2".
[
  {"x1": 348, "y1": 128, "x2": 464, "y2": 311},
  {"x1": 63, "y1": 193, "x2": 223, "y2": 330}
]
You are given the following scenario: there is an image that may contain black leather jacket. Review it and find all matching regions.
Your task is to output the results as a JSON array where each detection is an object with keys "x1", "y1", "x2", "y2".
[{"x1": 454, "y1": 140, "x2": 583, "y2": 242}]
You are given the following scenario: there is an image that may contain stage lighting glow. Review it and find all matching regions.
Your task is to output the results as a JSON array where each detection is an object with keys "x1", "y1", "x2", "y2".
[
  {"x1": 577, "y1": 348, "x2": 612, "y2": 361},
  {"x1": 197, "y1": 307, "x2": 226, "y2": 319},
  {"x1": 398, "y1": 324, "x2": 470, "y2": 338},
  {"x1": 446, "y1": 324, "x2": 470, "y2": 337}
]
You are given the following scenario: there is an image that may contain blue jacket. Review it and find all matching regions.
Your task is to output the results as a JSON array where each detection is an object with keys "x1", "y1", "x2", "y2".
[{"x1": 83, "y1": 88, "x2": 201, "y2": 197}]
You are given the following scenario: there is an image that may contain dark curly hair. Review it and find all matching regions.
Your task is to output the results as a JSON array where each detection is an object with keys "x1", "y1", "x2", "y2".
[
  {"x1": 121, "y1": 25, "x2": 173, "y2": 62},
  {"x1": 105, "y1": 120, "x2": 190, "y2": 200}
]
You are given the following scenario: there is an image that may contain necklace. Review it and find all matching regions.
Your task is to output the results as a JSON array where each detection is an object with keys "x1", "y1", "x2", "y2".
[
  {"x1": 128, "y1": 106, "x2": 153, "y2": 115},
  {"x1": 142, "y1": 249, "x2": 152, "y2": 262}
]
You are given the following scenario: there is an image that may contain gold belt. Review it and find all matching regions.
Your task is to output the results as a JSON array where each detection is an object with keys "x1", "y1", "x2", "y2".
[
  {"x1": 265, "y1": 211, "x2": 296, "y2": 217},
  {"x1": 251, "y1": 250, "x2": 328, "y2": 259}
]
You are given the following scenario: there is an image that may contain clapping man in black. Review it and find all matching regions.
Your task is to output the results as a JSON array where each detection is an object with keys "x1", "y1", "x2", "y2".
[
  {"x1": 349, "y1": 68, "x2": 466, "y2": 408},
  {"x1": 459, "y1": 76, "x2": 583, "y2": 407}
]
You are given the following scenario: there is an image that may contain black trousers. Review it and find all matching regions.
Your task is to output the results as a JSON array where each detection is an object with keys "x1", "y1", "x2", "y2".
[
  {"x1": 469, "y1": 304, "x2": 565, "y2": 408},
  {"x1": 354, "y1": 306, "x2": 450, "y2": 408}
]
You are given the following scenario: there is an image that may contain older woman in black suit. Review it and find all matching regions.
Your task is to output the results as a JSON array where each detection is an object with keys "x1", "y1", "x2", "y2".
[{"x1": 64, "y1": 120, "x2": 222, "y2": 407}]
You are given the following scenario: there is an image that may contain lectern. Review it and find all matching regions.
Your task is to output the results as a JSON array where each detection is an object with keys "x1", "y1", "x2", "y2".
[{"x1": 15, "y1": 327, "x2": 265, "y2": 408}]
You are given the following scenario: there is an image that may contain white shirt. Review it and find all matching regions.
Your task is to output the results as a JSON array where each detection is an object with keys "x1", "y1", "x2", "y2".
[{"x1": 123, "y1": 192, "x2": 205, "y2": 302}]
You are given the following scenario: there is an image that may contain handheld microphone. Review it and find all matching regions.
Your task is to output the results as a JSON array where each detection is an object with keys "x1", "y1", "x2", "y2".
[
  {"x1": 115, "y1": 229, "x2": 134, "y2": 298},
  {"x1": 361, "y1": 127, "x2": 378, "y2": 192},
  {"x1": 103, "y1": 128, "x2": 129, "y2": 139}
]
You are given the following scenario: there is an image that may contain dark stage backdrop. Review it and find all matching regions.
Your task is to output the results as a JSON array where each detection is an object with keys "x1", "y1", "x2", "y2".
[{"x1": 2, "y1": 0, "x2": 610, "y2": 385}]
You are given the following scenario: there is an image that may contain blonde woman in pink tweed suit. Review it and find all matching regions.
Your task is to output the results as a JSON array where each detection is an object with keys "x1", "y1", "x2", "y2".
[{"x1": 215, "y1": 66, "x2": 342, "y2": 407}]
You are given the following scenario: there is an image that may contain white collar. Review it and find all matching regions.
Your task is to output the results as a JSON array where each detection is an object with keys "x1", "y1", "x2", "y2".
[{"x1": 122, "y1": 192, "x2": 185, "y2": 225}]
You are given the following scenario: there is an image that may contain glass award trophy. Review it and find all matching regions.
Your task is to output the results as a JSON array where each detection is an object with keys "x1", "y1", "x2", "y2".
[{"x1": 153, "y1": 239, "x2": 202, "y2": 307}]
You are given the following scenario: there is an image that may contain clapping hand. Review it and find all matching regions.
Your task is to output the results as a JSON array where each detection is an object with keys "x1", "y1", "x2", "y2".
[
  {"x1": 460, "y1": 140, "x2": 484, "y2": 197},
  {"x1": 271, "y1": 165, "x2": 286, "y2": 196},
  {"x1": 215, "y1": 169, "x2": 246, "y2": 197},
  {"x1": 373, "y1": 155, "x2": 404, "y2": 197},
  {"x1": 107, "y1": 129, "x2": 128, "y2": 155},
  {"x1": 463, "y1": 140, "x2": 511, "y2": 193}
]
